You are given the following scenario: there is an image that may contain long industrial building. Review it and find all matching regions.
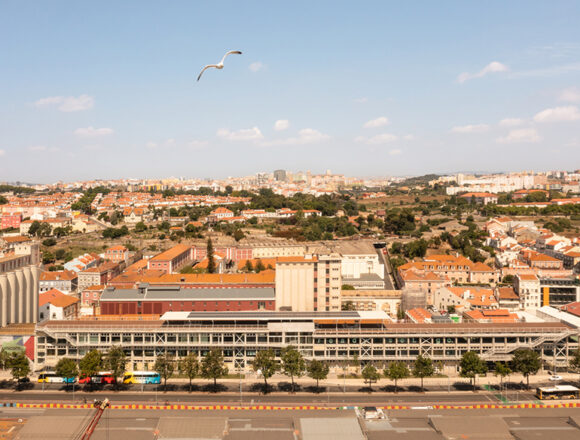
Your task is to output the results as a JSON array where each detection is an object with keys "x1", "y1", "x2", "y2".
[{"x1": 34, "y1": 311, "x2": 578, "y2": 372}]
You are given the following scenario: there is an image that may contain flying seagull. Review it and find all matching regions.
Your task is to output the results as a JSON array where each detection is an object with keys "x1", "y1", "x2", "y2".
[{"x1": 197, "y1": 50, "x2": 242, "y2": 81}]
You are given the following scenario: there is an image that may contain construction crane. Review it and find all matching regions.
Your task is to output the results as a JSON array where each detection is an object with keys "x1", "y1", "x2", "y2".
[{"x1": 78, "y1": 398, "x2": 110, "y2": 440}]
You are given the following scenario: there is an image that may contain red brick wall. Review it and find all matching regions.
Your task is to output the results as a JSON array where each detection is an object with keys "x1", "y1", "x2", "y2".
[{"x1": 100, "y1": 299, "x2": 275, "y2": 315}]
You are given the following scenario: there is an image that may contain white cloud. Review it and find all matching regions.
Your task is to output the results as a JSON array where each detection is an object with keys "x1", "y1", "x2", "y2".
[
  {"x1": 0, "y1": 149, "x2": 5, "y2": 156},
  {"x1": 146, "y1": 138, "x2": 175, "y2": 150},
  {"x1": 354, "y1": 97, "x2": 368, "y2": 103},
  {"x1": 533, "y1": 105, "x2": 580, "y2": 122},
  {"x1": 363, "y1": 116, "x2": 390, "y2": 129},
  {"x1": 389, "y1": 149, "x2": 402, "y2": 156},
  {"x1": 74, "y1": 126, "x2": 114, "y2": 137},
  {"x1": 217, "y1": 127, "x2": 264, "y2": 141},
  {"x1": 28, "y1": 145, "x2": 60, "y2": 152},
  {"x1": 509, "y1": 62, "x2": 580, "y2": 79},
  {"x1": 34, "y1": 94, "x2": 94, "y2": 112},
  {"x1": 402, "y1": 134, "x2": 415, "y2": 140},
  {"x1": 28, "y1": 145, "x2": 47, "y2": 152},
  {"x1": 496, "y1": 128, "x2": 541, "y2": 144},
  {"x1": 274, "y1": 120, "x2": 290, "y2": 131},
  {"x1": 559, "y1": 87, "x2": 580, "y2": 103},
  {"x1": 457, "y1": 61, "x2": 509, "y2": 83},
  {"x1": 249, "y1": 62, "x2": 264, "y2": 72},
  {"x1": 260, "y1": 128, "x2": 330, "y2": 147},
  {"x1": 355, "y1": 133, "x2": 398, "y2": 145},
  {"x1": 499, "y1": 118, "x2": 525, "y2": 127},
  {"x1": 450, "y1": 124, "x2": 490, "y2": 133},
  {"x1": 188, "y1": 140, "x2": 209, "y2": 150}
]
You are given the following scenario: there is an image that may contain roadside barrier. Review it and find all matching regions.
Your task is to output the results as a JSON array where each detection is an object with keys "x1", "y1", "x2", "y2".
[{"x1": 6, "y1": 402, "x2": 580, "y2": 411}]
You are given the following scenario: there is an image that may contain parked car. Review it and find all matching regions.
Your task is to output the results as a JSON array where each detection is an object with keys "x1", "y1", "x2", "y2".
[
  {"x1": 549, "y1": 375, "x2": 563, "y2": 381},
  {"x1": 363, "y1": 406, "x2": 385, "y2": 420}
]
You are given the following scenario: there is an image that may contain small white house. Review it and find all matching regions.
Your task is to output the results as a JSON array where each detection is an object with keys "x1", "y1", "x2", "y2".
[{"x1": 38, "y1": 288, "x2": 79, "y2": 321}]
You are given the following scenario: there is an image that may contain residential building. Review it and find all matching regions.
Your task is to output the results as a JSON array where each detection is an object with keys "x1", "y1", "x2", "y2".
[
  {"x1": 39, "y1": 270, "x2": 78, "y2": 294},
  {"x1": 459, "y1": 192, "x2": 499, "y2": 205},
  {"x1": 434, "y1": 286, "x2": 498, "y2": 312},
  {"x1": 495, "y1": 286, "x2": 520, "y2": 310},
  {"x1": 104, "y1": 245, "x2": 130, "y2": 264},
  {"x1": 81, "y1": 285, "x2": 105, "y2": 308},
  {"x1": 275, "y1": 254, "x2": 342, "y2": 312},
  {"x1": 514, "y1": 274, "x2": 541, "y2": 309},
  {"x1": 38, "y1": 289, "x2": 79, "y2": 321},
  {"x1": 399, "y1": 271, "x2": 450, "y2": 305},
  {"x1": 1, "y1": 214, "x2": 22, "y2": 230},
  {"x1": 147, "y1": 244, "x2": 193, "y2": 274},
  {"x1": 77, "y1": 262, "x2": 120, "y2": 291},
  {"x1": 340, "y1": 290, "x2": 401, "y2": 317}
]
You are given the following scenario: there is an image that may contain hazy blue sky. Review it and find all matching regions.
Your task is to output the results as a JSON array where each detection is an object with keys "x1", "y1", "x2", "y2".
[{"x1": 1, "y1": 1, "x2": 579, "y2": 182}]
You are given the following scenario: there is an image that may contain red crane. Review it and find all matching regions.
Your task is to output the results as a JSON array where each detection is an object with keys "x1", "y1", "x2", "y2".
[{"x1": 79, "y1": 398, "x2": 110, "y2": 440}]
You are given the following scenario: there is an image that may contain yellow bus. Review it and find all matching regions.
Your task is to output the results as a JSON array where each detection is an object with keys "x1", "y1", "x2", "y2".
[
  {"x1": 123, "y1": 371, "x2": 161, "y2": 384},
  {"x1": 536, "y1": 385, "x2": 579, "y2": 400}
]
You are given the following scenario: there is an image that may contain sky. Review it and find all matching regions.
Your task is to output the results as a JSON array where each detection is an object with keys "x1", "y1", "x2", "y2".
[{"x1": 1, "y1": 0, "x2": 580, "y2": 183}]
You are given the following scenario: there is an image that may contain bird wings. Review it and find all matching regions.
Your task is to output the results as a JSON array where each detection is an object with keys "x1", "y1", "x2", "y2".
[
  {"x1": 197, "y1": 64, "x2": 219, "y2": 81},
  {"x1": 220, "y1": 50, "x2": 242, "y2": 65}
]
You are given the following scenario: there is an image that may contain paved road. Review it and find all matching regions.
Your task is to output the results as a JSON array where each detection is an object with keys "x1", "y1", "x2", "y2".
[
  {"x1": 0, "y1": 390, "x2": 537, "y2": 406},
  {"x1": 376, "y1": 246, "x2": 396, "y2": 289}
]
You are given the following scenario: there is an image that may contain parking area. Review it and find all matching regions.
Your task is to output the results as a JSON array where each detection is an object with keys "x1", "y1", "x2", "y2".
[{"x1": 4, "y1": 406, "x2": 580, "y2": 439}]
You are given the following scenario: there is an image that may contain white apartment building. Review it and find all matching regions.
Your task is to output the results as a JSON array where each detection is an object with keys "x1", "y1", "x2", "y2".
[
  {"x1": 275, "y1": 254, "x2": 342, "y2": 312},
  {"x1": 514, "y1": 274, "x2": 541, "y2": 309}
]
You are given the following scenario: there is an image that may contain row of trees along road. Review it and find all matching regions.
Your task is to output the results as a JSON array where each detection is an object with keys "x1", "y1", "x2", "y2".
[
  {"x1": 361, "y1": 354, "x2": 435, "y2": 392},
  {"x1": 5, "y1": 346, "x2": 580, "y2": 392}
]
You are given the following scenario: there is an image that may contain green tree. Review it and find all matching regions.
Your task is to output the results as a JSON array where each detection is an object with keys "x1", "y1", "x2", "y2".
[
  {"x1": 244, "y1": 260, "x2": 254, "y2": 272},
  {"x1": 512, "y1": 349, "x2": 541, "y2": 390},
  {"x1": 79, "y1": 349, "x2": 102, "y2": 381},
  {"x1": 42, "y1": 238, "x2": 57, "y2": 247},
  {"x1": 307, "y1": 360, "x2": 329, "y2": 389},
  {"x1": 494, "y1": 362, "x2": 512, "y2": 389},
  {"x1": 206, "y1": 238, "x2": 216, "y2": 274},
  {"x1": 341, "y1": 300, "x2": 356, "y2": 311},
  {"x1": 254, "y1": 259, "x2": 266, "y2": 273},
  {"x1": 0, "y1": 349, "x2": 8, "y2": 370},
  {"x1": 201, "y1": 349, "x2": 228, "y2": 388},
  {"x1": 134, "y1": 221, "x2": 147, "y2": 232},
  {"x1": 28, "y1": 221, "x2": 41, "y2": 236},
  {"x1": 413, "y1": 354, "x2": 435, "y2": 391},
  {"x1": 179, "y1": 353, "x2": 200, "y2": 392},
  {"x1": 361, "y1": 364, "x2": 381, "y2": 391},
  {"x1": 55, "y1": 357, "x2": 78, "y2": 385},
  {"x1": 105, "y1": 346, "x2": 126, "y2": 388},
  {"x1": 252, "y1": 349, "x2": 279, "y2": 389},
  {"x1": 154, "y1": 354, "x2": 175, "y2": 390},
  {"x1": 281, "y1": 346, "x2": 305, "y2": 392},
  {"x1": 459, "y1": 351, "x2": 487, "y2": 391},
  {"x1": 341, "y1": 284, "x2": 355, "y2": 291},
  {"x1": 7, "y1": 352, "x2": 31, "y2": 382},
  {"x1": 233, "y1": 229, "x2": 245, "y2": 242},
  {"x1": 385, "y1": 361, "x2": 410, "y2": 393}
]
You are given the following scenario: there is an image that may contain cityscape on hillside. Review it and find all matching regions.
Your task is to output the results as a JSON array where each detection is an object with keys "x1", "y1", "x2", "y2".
[{"x1": 2, "y1": 1, "x2": 580, "y2": 439}]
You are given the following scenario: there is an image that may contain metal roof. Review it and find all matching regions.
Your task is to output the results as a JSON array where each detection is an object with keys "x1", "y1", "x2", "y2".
[{"x1": 161, "y1": 311, "x2": 362, "y2": 321}]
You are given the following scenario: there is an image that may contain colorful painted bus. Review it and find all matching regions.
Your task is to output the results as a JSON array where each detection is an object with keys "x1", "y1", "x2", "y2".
[
  {"x1": 536, "y1": 385, "x2": 580, "y2": 400},
  {"x1": 78, "y1": 371, "x2": 116, "y2": 385},
  {"x1": 37, "y1": 372, "x2": 76, "y2": 384},
  {"x1": 123, "y1": 371, "x2": 161, "y2": 384}
]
